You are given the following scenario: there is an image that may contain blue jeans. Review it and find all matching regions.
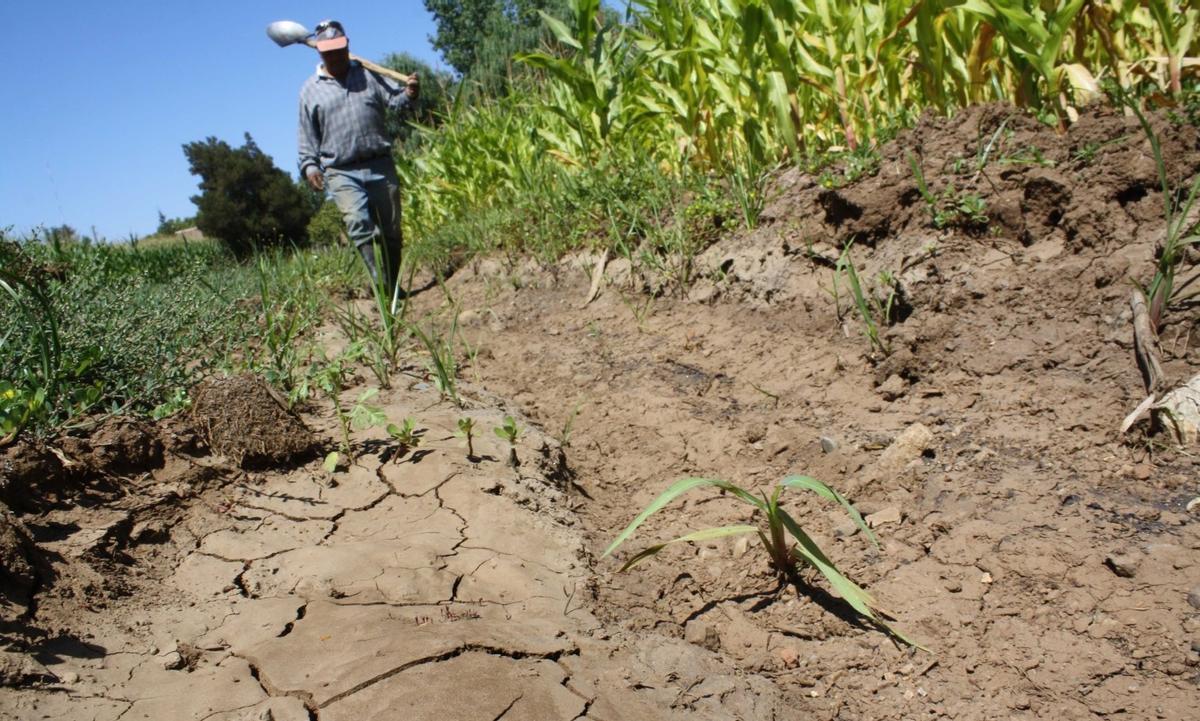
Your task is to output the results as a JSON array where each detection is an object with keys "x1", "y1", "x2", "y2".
[{"x1": 325, "y1": 156, "x2": 402, "y2": 294}]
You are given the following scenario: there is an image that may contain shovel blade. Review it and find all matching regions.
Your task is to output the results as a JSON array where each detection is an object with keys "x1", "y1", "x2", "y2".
[{"x1": 267, "y1": 20, "x2": 311, "y2": 47}]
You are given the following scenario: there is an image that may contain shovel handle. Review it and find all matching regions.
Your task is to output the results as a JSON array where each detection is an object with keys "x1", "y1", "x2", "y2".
[
  {"x1": 353, "y1": 55, "x2": 411, "y2": 84},
  {"x1": 299, "y1": 38, "x2": 410, "y2": 83}
]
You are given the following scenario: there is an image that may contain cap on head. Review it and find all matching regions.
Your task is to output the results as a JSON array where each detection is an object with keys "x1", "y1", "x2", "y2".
[{"x1": 314, "y1": 20, "x2": 348, "y2": 51}]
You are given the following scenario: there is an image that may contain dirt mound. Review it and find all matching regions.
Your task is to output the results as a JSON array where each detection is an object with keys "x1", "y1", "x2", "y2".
[
  {"x1": 58, "y1": 417, "x2": 164, "y2": 476},
  {"x1": 704, "y1": 103, "x2": 1200, "y2": 307},
  {"x1": 0, "y1": 441, "x2": 72, "y2": 513},
  {"x1": 190, "y1": 374, "x2": 318, "y2": 468}
]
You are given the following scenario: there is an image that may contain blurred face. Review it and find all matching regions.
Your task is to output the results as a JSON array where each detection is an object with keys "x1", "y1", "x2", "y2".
[{"x1": 320, "y1": 47, "x2": 351, "y2": 79}]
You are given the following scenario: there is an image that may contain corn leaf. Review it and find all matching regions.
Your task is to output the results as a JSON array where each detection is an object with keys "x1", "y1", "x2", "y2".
[
  {"x1": 617, "y1": 524, "x2": 760, "y2": 571},
  {"x1": 602, "y1": 477, "x2": 765, "y2": 558},
  {"x1": 781, "y1": 474, "x2": 877, "y2": 547}
]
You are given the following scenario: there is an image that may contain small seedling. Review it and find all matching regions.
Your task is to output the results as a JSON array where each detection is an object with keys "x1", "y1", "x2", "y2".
[
  {"x1": 603, "y1": 474, "x2": 917, "y2": 647},
  {"x1": 494, "y1": 415, "x2": 521, "y2": 467},
  {"x1": 834, "y1": 243, "x2": 890, "y2": 357},
  {"x1": 386, "y1": 417, "x2": 421, "y2": 454},
  {"x1": 349, "y1": 389, "x2": 388, "y2": 431},
  {"x1": 410, "y1": 321, "x2": 460, "y2": 406},
  {"x1": 555, "y1": 402, "x2": 582, "y2": 448},
  {"x1": 455, "y1": 416, "x2": 477, "y2": 459}
]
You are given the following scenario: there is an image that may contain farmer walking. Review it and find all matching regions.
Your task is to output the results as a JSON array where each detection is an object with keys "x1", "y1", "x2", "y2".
[{"x1": 297, "y1": 20, "x2": 419, "y2": 300}]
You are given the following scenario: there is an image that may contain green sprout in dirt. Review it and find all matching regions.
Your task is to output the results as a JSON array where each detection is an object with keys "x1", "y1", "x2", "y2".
[
  {"x1": 494, "y1": 414, "x2": 521, "y2": 467},
  {"x1": 329, "y1": 247, "x2": 417, "y2": 389},
  {"x1": 386, "y1": 416, "x2": 422, "y2": 457},
  {"x1": 603, "y1": 474, "x2": 917, "y2": 647},
  {"x1": 411, "y1": 321, "x2": 460, "y2": 407},
  {"x1": 833, "y1": 242, "x2": 893, "y2": 357},
  {"x1": 455, "y1": 416, "x2": 477, "y2": 460},
  {"x1": 323, "y1": 388, "x2": 389, "y2": 471},
  {"x1": 1115, "y1": 87, "x2": 1200, "y2": 333},
  {"x1": 908, "y1": 153, "x2": 989, "y2": 231}
]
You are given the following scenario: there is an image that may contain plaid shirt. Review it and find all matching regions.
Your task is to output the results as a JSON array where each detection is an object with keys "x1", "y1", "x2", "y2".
[{"x1": 297, "y1": 61, "x2": 411, "y2": 176}]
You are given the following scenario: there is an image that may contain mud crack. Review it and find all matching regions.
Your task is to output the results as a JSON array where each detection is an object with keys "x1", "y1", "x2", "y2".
[
  {"x1": 317, "y1": 643, "x2": 578, "y2": 709},
  {"x1": 241, "y1": 654, "x2": 321, "y2": 720}
]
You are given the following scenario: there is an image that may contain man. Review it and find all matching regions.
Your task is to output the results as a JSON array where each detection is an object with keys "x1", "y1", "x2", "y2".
[{"x1": 297, "y1": 20, "x2": 419, "y2": 299}]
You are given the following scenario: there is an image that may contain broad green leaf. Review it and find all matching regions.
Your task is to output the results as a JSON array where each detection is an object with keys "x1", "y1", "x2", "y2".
[{"x1": 539, "y1": 11, "x2": 583, "y2": 50}]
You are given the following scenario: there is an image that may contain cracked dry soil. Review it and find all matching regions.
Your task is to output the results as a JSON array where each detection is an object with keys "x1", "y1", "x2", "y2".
[{"x1": 4, "y1": 103, "x2": 1200, "y2": 720}]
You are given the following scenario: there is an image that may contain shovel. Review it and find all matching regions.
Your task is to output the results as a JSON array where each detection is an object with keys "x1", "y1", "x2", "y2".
[{"x1": 267, "y1": 20, "x2": 410, "y2": 84}]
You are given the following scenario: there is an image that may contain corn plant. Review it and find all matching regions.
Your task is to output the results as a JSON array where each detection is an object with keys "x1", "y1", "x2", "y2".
[
  {"x1": 1117, "y1": 87, "x2": 1200, "y2": 332},
  {"x1": 410, "y1": 320, "x2": 460, "y2": 406},
  {"x1": 834, "y1": 243, "x2": 891, "y2": 357},
  {"x1": 603, "y1": 474, "x2": 915, "y2": 646}
]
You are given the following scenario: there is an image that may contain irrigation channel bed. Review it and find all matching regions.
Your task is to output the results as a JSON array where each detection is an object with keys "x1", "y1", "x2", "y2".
[{"x1": 3, "y1": 105, "x2": 1200, "y2": 720}]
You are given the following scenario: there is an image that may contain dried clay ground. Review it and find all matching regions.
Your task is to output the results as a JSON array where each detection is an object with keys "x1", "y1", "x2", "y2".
[{"x1": 3, "y1": 104, "x2": 1200, "y2": 720}]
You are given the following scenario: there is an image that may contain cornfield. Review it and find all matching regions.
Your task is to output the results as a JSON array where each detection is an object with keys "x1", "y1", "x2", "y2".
[{"x1": 399, "y1": 0, "x2": 1198, "y2": 258}]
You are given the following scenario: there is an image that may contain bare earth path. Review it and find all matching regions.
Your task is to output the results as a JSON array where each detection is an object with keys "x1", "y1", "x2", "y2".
[{"x1": 2, "y1": 381, "x2": 783, "y2": 720}]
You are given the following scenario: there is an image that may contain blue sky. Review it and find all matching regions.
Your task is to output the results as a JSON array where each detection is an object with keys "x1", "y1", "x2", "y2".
[{"x1": 0, "y1": 1, "x2": 442, "y2": 240}]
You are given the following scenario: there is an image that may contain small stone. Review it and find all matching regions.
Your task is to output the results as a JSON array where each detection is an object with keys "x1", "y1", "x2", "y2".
[
  {"x1": 1131, "y1": 464, "x2": 1152, "y2": 481},
  {"x1": 833, "y1": 520, "x2": 859, "y2": 538},
  {"x1": 943, "y1": 579, "x2": 962, "y2": 593},
  {"x1": 777, "y1": 647, "x2": 800, "y2": 669},
  {"x1": 732, "y1": 536, "x2": 751, "y2": 558},
  {"x1": 59, "y1": 671, "x2": 79, "y2": 684},
  {"x1": 1105, "y1": 553, "x2": 1140, "y2": 578},
  {"x1": 866, "y1": 506, "x2": 902, "y2": 528},
  {"x1": 877, "y1": 374, "x2": 907, "y2": 401},
  {"x1": 876, "y1": 423, "x2": 935, "y2": 473},
  {"x1": 980, "y1": 572, "x2": 994, "y2": 585},
  {"x1": 1186, "y1": 497, "x2": 1200, "y2": 513},
  {"x1": 819, "y1": 436, "x2": 839, "y2": 454},
  {"x1": 130, "y1": 520, "x2": 169, "y2": 544},
  {"x1": 159, "y1": 651, "x2": 185, "y2": 670},
  {"x1": 684, "y1": 621, "x2": 720, "y2": 652},
  {"x1": 1186, "y1": 586, "x2": 1200, "y2": 610}
]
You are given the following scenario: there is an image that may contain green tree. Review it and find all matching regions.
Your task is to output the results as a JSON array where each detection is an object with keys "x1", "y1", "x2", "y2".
[
  {"x1": 423, "y1": 0, "x2": 572, "y2": 94},
  {"x1": 182, "y1": 133, "x2": 317, "y2": 255},
  {"x1": 155, "y1": 210, "x2": 195, "y2": 236}
]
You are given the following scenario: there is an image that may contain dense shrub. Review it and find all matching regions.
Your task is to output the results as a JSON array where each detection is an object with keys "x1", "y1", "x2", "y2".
[{"x1": 183, "y1": 133, "x2": 317, "y2": 256}]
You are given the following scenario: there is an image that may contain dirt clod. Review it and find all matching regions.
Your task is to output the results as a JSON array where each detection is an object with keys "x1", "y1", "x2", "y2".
[
  {"x1": 0, "y1": 508, "x2": 44, "y2": 624},
  {"x1": 190, "y1": 375, "x2": 318, "y2": 469},
  {"x1": 74, "y1": 417, "x2": 164, "y2": 475}
]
